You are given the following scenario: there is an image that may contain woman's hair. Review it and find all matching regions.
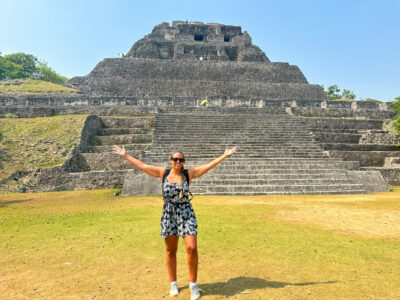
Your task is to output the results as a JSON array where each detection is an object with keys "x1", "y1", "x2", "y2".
[{"x1": 170, "y1": 151, "x2": 186, "y2": 198}]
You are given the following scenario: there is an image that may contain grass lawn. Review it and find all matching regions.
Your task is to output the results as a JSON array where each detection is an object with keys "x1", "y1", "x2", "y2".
[
  {"x1": 1, "y1": 189, "x2": 400, "y2": 299},
  {"x1": 0, "y1": 79, "x2": 77, "y2": 95}
]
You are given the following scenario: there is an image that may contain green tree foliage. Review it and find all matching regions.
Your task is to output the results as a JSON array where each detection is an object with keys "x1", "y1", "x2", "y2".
[
  {"x1": 325, "y1": 85, "x2": 356, "y2": 100},
  {"x1": 3, "y1": 53, "x2": 38, "y2": 78},
  {"x1": 327, "y1": 85, "x2": 341, "y2": 99},
  {"x1": 389, "y1": 96, "x2": 400, "y2": 133},
  {"x1": 342, "y1": 89, "x2": 356, "y2": 100},
  {"x1": 36, "y1": 62, "x2": 67, "y2": 84},
  {"x1": 0, "y1": 56, "x2": 25, "y2": 79},
  {"x1": 0, "y1": 52, "x2": 67, "y2": 84}
]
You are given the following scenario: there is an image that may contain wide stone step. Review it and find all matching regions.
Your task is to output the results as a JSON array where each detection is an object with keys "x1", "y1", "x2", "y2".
[
  {"x1": 194, "y1": 172, "x2": 354, "y2": 180},
  {"x1": 146, "y1": 153, "x2": 328, "y2": 159},
  {"x1": 312, "y1": 133, "x2": 362, "y2": 143},
  {"x1": 101, "y1": 117, "x2": 155, "y2": 128},
  {"x1": 193, "y1": 178, "x2": 354, "y2": 185},
  {"x1": 88, "y1": 143, "x2": 152, "y2": 153},
  {"x1": 149, "y1": 154, "x2": 327, "y2": 159},
  {"x1": 328, "y1": 150, "x2": 400, "y2": 167},
  {"x1": 153, "y1": 134, "x2": 314, "y2": 139},
  {"x1": 321, "y1": 143, "x2": 399, "y2": 151},
  {"x1": 189, "y1": 189, "x2": 367, "y2": 195},
  {"x1": 140, "y1": 159, "x2": 359, "y2": 170},
  {"x1": 154, "y1": 124, "x2": 307, "y2": 128},
  {"x1": 308, "y1": 128, "x2": 382, "y2": 134},
  {"x1": 98, "y1": 128, "x2": 153, "y2": 135},
  {"x1": 302, "y1": 119, "x2": 383, "y2": 130},
  {"x1": 149, "y1": 145, "x2": 323, "y2": 151},
  {"x1": 78, "y1": 153, "x2": 359, "y2": 171},
  {"x1": 91, "y1": 134, "x2": 153, "y2": 145},
  {"x1": 152, "y1": 138, "x2": 316, "y2": 143},
  {"x1": 190, "y1": 184, "x2": 367, "y2": 194},
  {"x1": 65, "y1": 170, "x2": 128, "y2": 190}
]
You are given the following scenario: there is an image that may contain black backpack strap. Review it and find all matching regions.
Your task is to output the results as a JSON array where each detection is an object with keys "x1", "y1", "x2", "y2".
[
  {"x1": 162, "y1": 168, "x2": 171, "y2": 184},
  {"x1": 183, "y1": 169, "x2": 190, "y2": 185},
  {"x1": 163, "y1": 168, "x2": 190, "y2": 185}
]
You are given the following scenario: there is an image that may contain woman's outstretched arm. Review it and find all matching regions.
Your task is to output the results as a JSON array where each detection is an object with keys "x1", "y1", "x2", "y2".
[
  {"x1": 113, "y1": 145, "x2": 165, "y2": 178},
  {"x1": 189, "y1": 147, "x2": 237, "y2": 181}
]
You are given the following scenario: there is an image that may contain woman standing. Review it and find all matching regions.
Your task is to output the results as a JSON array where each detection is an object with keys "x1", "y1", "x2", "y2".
[{"x1": 113, "y1": 145, "x2": 237, "y2": 300}]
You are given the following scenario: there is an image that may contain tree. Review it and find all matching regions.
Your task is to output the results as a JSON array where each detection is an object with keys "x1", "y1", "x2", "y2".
[
  {"x1": 3, "y1": 53, "x2": 38, "y2": 78},
  {"x1": 342, "y1": 89, "x2": 356, "y2": 100},
  {"x1": 36, "y1": 62, "x2": 67, "y2": 84},
  {"x1": 325, "y1": 85, "x2": 356, "y2": 100},
  {"x1": 327, "y1": 85, "x2": 341, "y2": 100},
  {"x1": 390, "y1": 96, "x2": 400, "y2": 133},
  {"x1": 0, "y1": 52, "x2": 68, "y2": 84},
  {"x1": 0, "y1": 56, "x2": 25, "y2": 79}
]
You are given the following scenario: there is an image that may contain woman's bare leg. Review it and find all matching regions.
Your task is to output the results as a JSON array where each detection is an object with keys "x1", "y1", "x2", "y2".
[
  {"x1": 183, "y1": 235, "x2": 198, "y2": 282},
  {"x1": 165, "y1": 235, "x2": 179, "y2": 282}
]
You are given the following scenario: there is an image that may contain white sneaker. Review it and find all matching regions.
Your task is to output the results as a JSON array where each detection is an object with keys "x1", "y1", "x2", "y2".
[
  {"x1": 170, "y1": 282, "x2": 179, "y2": 297},
  {"x1": 190, "y1": 284, "x2": 201, "y2": 300}
]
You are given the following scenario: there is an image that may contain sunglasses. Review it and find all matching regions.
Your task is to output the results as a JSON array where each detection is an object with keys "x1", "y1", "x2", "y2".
[{"x1": 171, "y1": 157, "x2": 185, "y2": 162}]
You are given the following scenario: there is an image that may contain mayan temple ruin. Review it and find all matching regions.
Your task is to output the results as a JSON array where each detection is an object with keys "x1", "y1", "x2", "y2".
[{"x1": 1, "y1": 21, "x2": 399, "y2": 194}]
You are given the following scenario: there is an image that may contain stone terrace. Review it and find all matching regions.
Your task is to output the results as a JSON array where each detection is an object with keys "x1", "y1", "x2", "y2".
[{"x1": 122, "y1": 108, "x2": 375, "y2": 195}]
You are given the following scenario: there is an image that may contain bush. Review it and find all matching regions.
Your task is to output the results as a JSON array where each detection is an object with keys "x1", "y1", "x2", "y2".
[
  {"x1": 389, "y1": 96, "x2": 400, "y2": 133},
  {"x1": 0, "y1": 52, "x2": 67, "y2": 84},
  {"x1": 36, "y1": 62, "x2": 67, "y2": 84}
]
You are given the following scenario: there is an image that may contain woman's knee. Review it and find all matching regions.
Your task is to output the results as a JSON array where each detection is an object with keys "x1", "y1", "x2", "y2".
[
  {"x1": 166, "y1": 246, "x2": 177, "y2": 257},
  {"x1": 185, "y1": 244, "x2": 198, "y2": 255}
]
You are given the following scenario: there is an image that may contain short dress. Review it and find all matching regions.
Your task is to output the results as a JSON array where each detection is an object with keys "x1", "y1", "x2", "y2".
[{"x1": 160, "y1": 176, "x2": 198, "y2": 238}]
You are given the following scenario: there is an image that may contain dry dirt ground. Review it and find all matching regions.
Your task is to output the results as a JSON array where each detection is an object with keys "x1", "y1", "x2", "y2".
[
  {"x1": 207, "y1": 191, "x2": 400, "y2": 239},
  {"x1": 1, "y1": 190, "x2": 400, "y2": 299}
]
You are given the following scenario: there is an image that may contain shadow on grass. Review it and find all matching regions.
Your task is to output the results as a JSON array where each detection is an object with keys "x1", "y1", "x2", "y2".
[
  {"x1": 181, "y1": 276, "x2": 338, "y2": 297},
  {"x1": 0, "y1": 199, "x2": 33, "y2": 208}
]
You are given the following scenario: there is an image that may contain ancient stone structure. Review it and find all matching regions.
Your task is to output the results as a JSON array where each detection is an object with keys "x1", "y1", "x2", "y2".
[
  {"x1": 1, "y1": 21, "x2": 399, "y2": 193},
  {"x1": 67, "y1": 21, "x2": 328, "y2": 100}
]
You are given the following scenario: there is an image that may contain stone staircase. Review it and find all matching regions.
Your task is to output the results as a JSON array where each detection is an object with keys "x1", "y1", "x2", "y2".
[
  {"x1": 64, "y1": 116, "x2": 155, "y2": 190},
  {"x1": 58, "y1": 108, "x2": 377, "y2": 194},
  {"x1": 126, "y1": 107, "x2": 368, "y2": 195},
  {"x1": 301, "y1": 118, "x2": 400, "y2": 167}
]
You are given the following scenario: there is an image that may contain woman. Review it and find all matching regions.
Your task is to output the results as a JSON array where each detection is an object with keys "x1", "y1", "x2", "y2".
[{"x1": 113, "y1": 145, "x2": 237, "y2": 299}]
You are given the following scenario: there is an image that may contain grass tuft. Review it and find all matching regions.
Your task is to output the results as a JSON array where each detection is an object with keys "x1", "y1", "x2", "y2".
[{"x1": 0, "y1": 79, "x2": 77, "y2": 95}]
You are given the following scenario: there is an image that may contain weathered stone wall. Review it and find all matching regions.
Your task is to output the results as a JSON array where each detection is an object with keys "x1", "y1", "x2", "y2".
[
  {"x1": 126, "y1": 21, "x2": 268, "y2": 62},
  {"x1": 67, "y1": 58, "x2": 326, "y2": 99},
  {"x1": 72, "y1": 58, "x2": 307, "y2": 83},
  {"x1": 1, "y1": 95, "x2": 392, "y2": 118},
  {"x1": 362, "y1": 168, "x2": 400, "y2": 186},
  {"x1": 347, "y1": 170, "x2": 388, "y2": 192}
]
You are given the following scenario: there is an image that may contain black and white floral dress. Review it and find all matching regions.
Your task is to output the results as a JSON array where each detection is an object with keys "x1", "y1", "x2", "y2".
[{"x1": 160, "y1": 176, "x2": 197, "y2": 238}]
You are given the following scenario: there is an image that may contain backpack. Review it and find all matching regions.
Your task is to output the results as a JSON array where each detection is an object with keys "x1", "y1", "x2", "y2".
[{"x1": 162, "y1": 168, "x2": 192, "y2": 200}]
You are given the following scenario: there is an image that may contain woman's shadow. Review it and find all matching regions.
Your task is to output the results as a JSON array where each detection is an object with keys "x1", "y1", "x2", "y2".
[{"x1": 181, "y1": 276, "x2": 338, "y2": 297}]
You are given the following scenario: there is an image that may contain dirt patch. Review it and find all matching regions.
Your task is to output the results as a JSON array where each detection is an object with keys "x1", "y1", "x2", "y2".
[{"x1": 277, "y1": 204, "x2": 400, "y2": 239}]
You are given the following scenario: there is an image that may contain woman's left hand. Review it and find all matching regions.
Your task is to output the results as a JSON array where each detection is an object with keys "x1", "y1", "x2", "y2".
[{"x1": 224, "y1": 146, "x2": 237, "y2": 157}]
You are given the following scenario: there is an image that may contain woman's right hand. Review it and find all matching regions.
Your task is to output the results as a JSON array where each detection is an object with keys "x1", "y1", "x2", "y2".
[{"x1": 113, "y1": 145, "x2": 126, "y2": 157}]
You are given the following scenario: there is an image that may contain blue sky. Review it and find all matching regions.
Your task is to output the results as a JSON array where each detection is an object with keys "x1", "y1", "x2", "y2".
[{"x1": 1, "y1": 0, "x2": 399, "y2": 101}]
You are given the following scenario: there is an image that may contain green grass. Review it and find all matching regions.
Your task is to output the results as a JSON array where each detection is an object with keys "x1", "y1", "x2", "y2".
[
  {"x1": 0, "y1": 115, "x2": 87, "y2": 181},
  {"x1": 0, "y1": 79, "x2": 77, "y2": 94},
  {"x1": 1, "y1": 190, "x2": 400, "y2": 299}
]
